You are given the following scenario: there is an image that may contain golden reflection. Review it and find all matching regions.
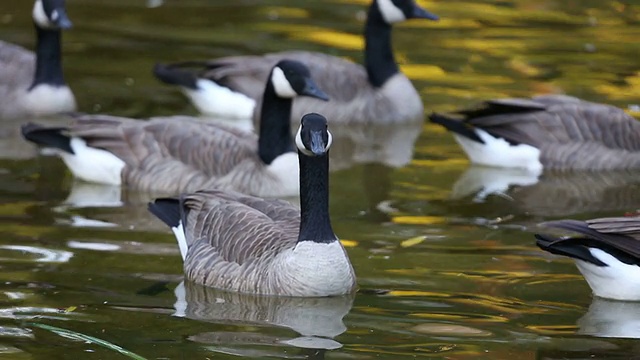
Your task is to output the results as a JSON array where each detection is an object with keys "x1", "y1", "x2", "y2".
[
  {"x1": 259, "y1": 6, "x2": 309, "y2": 19},
  {"x1": 595, "y1": 72, "x2": 640, "y2": 101},
  {"x1": 340, "y1": 239, "x2": 359, "y2": 247},
  {"x1": 400, "y1": 235, "x2": 427, "y2": 248},
  {"x1": 411, "y1": 323, "x2": 492, "y2": 336},
  {"x1": 526, "y1": 325, "x2": 578, "y2": 335},
  {"x1": 391, "y1": 215, "x2": 446, "y2": 225},
  {"x1": 0, "y1": 202, "x2": 41, "y2": 217},
  {"x1": 253, "y1": 23, "x2": 363, "y2": 50}
]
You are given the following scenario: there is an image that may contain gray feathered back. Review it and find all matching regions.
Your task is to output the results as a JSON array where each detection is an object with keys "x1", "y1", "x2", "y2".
[
  {"x1": 463, "y1": 95, "x2": 640, "y2": 169},
  {"x1": 0, "y1": 41, "x2": 36, "y2": 119},
  {"x1": 193, "y1": 51, "x2": 424, "y2": 126},
  {"x1": 68, "y1": 115, "x2": 287, "y2": 196}
]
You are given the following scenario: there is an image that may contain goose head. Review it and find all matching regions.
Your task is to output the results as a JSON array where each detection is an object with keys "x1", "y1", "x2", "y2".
[
  {"x1": 295, "y1": 113, "x2": 333, "y2": 157},
  {"x1": 375, "y1": 0, "x2": 439, "y2": 24},
  {"x1": 33, "y1": 0, "x2": 73, "y2": 30},
  {"x1": 270, "y1": 60, "x2": 329, "y2": 101}
]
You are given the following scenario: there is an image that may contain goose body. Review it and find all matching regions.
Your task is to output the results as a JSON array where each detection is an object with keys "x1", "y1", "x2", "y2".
[
  {"x1": 535, "y1": 216, "x2": 640, "y2": 301},
  {"x1": 149, "y1": 114, "x2": 357, "y2": 297},
  {"x1": 429, "y1": 95, "x2": 640, "y2": 171},
  {"x1": 0, "y1": 0, "x2": 76, "y2": 119},
  {"x1": 153, "y1": 0, "x2": 438, "y2": 126},
  {"x1": 21, "y1": 60, "x2": 328, "y2": 197}
]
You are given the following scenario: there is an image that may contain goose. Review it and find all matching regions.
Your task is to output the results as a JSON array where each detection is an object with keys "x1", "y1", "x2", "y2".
[
  {"x1": 148, "y1": 113, "x2": 357, "y2": 297},
  {"x1": 429, "y1": 95, "x2": 640, "y2": 171},
  {"x1": 535, "y1": 216, "x2": 640, "y2": 301},
  {"x1": 153, "y1": 0, "x2": 438, "y2": 126},
  {"x1": 0, "y1": 0, "x2": 76, "y2": 119},
  {"x1": 21, "y1": 60, "x2": 328, "y2": 197}
]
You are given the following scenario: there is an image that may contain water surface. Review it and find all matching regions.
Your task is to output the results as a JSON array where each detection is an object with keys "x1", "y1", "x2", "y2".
[{"x1": 1, "y1": 0, "x2": 640, "y2": 358}]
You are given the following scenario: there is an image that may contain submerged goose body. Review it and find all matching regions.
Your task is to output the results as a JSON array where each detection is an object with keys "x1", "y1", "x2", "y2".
[
  {"x1": 21, "y1": 60, "x2": 327, "y2": 197},
  {"x1": 536, "y1": 216, "x2": 640, "y2": 301},
  {"x1": 153, "y1": 0, "x2": 438, "y2": 126},
  {"x1": 0, "y1": 0, "x2": 76, "y2": 119},
  {"x1": 149, "y1": 114, "x2": 357, "y2": 297},
  {"x1": 430, "y1": 95, "x2": 640, "y2": 171}
]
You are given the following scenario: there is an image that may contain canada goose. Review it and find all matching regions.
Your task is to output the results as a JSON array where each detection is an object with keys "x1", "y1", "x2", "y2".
[
  {"x1": 21, "y1": 60, "x2": 328, "y2": 197},
  {"x1": 148, "y1": 113, "x2": 357, "y2": 297},
  {"x1": 535, "y1": 216, "x2": 640, "y2": 301},
  {"x1": 0, "y1": 0, "x2": 76, "y2": 119},
  {"x1": 429, "y1": 95, "x2": 640, "y2": 171},
  {"x1": 153, "y1": 0, "x2": 438, "y2": 126}
]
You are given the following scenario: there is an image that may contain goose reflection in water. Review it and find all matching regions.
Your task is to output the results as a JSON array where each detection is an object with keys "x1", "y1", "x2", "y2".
[
  {"x1": 172, "y1": 281, "x2": 354, "y2": 356},
  {"x1": 450, "y1": 167, "x2": 640, "y2": 219},
  {"x1": 577, "y1": 298, "x2": 640, "y2": 339}
]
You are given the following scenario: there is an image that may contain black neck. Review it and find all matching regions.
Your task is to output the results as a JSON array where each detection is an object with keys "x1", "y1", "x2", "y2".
[
  {"x1": 297, "y1": 151, "x2": 336, "y2": 244},
  {"x1": 258, "y1": 80, "x2": 295, "y2": 164},
  {"x1": 364, "y1": 3, "x2": 398, "y2": 88},
  {"x1": 30, "y1": 24, "x2": 66, "y2": 90}
]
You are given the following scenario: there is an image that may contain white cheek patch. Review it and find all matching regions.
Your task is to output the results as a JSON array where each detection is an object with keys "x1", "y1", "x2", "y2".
[
  {"x1": 294, "y1": 126, "x2": 333, "y2": 156},
  {"x1": 271, "y1": 67, "x2": 297, "y2": 98},
  {"x1": 325, "y1": 131, "x2": 333, "y2": 151},
  {"x1": 295, "y1": 126, "x2": 314, "y2": 156},
  {"x1": 377, "y1": 0, "x2": 407, "y2": 23},
  {"x1": 33, "y1": 0, "x2": 55, "y2": 28}
]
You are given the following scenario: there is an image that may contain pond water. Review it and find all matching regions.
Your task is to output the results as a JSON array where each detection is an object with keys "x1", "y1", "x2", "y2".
[{"x1": 1, "y1": 0, "x2": 640, "y2": 358}]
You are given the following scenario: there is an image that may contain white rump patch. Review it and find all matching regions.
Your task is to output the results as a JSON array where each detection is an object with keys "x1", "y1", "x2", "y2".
[
  {"x1": 575, "y1": 248, "x2": 640, "y2": 301},
  {"x1": 266, "y1": 152, "x2": 300, "y2": 197},
  {"x1": 32, "y1": 0, "x2": 55, "y2": 29},
  {"x1": 377, "y1": 0, "x2": 406, "y2": 23},
  {"x1": 453, "y1": 129, "x2": 543, "y2": 173},
  {"x1": 271, "y1": 67, "x2": 297, "y2": 98},
  {"x1": 185, "y1": 79, "x2": 255, "y2": 119},
  {"x1": 171, "y1": 222, "x2": 188, "y2": 261},
  {"x1": 59, "y1": 137, "x2": 125, "y2": 186},
  {"x1": 22, "y1": 84, "x2": 76, "y2": 116}
]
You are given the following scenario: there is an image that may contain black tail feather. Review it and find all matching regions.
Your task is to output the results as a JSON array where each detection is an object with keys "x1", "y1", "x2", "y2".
[
  {"x1": 153, "y1": 63, "x2": 199, "y2": 89},
  {"x1": 21, "y1": 123, "x2": 74, "y2": 154},
  {"x1": 148, "y1": 197, "x2": 182, "y2": 228},
  {"x1": 428, "y1": 113, "x2": 484, "y2": 144},
  {"x1": 534, "y1": 234, "x2": 607, "y2": 266}
]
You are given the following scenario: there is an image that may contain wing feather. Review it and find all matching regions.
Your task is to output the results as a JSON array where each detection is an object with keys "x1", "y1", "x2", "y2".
[{"x1": 181, "y1": 190, "x2": 299, "y2": 265}]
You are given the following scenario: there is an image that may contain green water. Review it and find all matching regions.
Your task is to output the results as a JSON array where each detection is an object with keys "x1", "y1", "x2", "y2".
[{"x1": 1, "y1": 0, "x2": 640, "y2": 358}]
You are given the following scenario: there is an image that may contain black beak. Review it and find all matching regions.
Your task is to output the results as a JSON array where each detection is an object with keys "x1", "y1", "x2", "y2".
[
  {"x1": 309, "y1": 130, "x2": 327, "y2": 156},
  {"x1": 301, "y1": 78, "x2": 330, "y2": 101},
  {"x1": 411, "y1": 6, "x2": 439, "y2": 21},
  {"x1": 53, "y1": 9, "x2": 73, "y2": 29}
]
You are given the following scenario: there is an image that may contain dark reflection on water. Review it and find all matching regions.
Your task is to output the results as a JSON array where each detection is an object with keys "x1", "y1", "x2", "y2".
[{"x1": 1, "y1": 0, "x2": 640, "y2": 358}]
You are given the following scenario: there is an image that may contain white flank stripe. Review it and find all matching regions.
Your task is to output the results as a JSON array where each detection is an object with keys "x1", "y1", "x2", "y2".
[
  {"x1": 171, "y1": 222, "x2": 188, "y2": 261},
  {"x1": 453, "y1": 129, "x2": 543, "y2": 173},
  {"x1": 574, "y1": 248, "x2": 640, "y2": 301},
  {"x1": 60, "y1": 138, "x2": 125, "y2": 185},
  {"x1": 184, "y1": 79, "x2": 255, "y2": 119},
  {"x1": 266, "y1": 152, "x2": 300, "y2": 197}
]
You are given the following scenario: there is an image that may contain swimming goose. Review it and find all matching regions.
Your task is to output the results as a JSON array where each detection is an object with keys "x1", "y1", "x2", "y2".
[
  {"x1": 0, "y1": 0, "x2": 76, "y2": 119},
  {"x1": 153, "y1": 0, "x2": 438, "y2": 126},
  {"x1": 535, "y1": 216, "x2": 640, "y2": 301},
  {"x1": 21, "y1": 60, "x2": 328, "y2": 197},
  {"x1": 429, "y1": 95, "x2": 640, "y2": 171},
  {"x1": 148, "y1": 113, "x2": 357, "y2": 297}
]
